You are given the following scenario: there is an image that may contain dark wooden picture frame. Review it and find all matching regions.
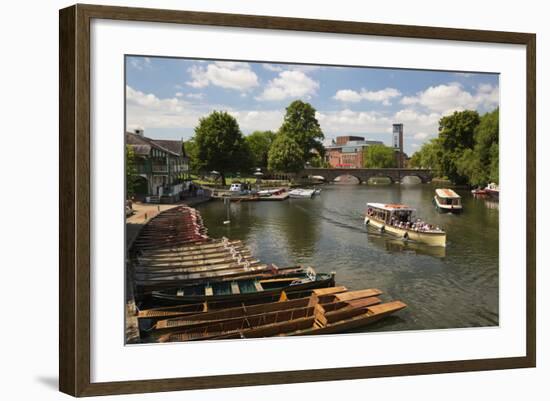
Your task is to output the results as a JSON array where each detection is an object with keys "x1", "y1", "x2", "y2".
[{"x1": 59, "y1": 3, "x2": 536, "y2": 397}]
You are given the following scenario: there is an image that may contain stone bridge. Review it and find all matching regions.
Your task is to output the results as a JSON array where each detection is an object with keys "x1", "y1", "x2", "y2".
[{"x1": 301, "y1": 167, "x2": 433, "y2": 184}]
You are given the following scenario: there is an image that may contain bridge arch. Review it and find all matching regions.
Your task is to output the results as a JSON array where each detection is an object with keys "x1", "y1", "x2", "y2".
[{"x1": 332, "y1": 174, "x2": 362, "y2": 184}]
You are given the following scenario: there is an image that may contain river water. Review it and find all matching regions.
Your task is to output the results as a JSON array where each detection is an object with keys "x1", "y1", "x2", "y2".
[{"x1": 197, "y1": 183, "x2": 499, "y2": 332}]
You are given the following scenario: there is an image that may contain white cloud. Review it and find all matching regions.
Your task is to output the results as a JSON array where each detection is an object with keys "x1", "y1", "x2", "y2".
[
  {"x1": 186, "y1": 93, "x2": 204, "y2": 100},
  {"x1": 228, "y1": 110, "x2": 284, "y2": 132},
  {"x1": 315, "y1": 109, "x2": 391, "y2": 134},
  {"x1": 332, "y1": 90, "x2": 363, "y2": 103},
  {"x1": 126, "y1": 86, "x2": 200, "y2": 129},
  {"x1": 257, "y1": 70, "x2": 319, "y2": 101},
  {"x1": 333, "y1": 88, "x2": 401, "y2": 105},
  {"x1": 315, "y1": 107, "x2": 443, "y2": 142},
  {"x1": 128, "y1": 57, "x2": 152, "y2": 71},
  {"x1": 399, "y1": 82, "x2": 499, "y2": 113},
  {"x1": 262, "y1": 64, "x2": 283, "y2": 72},
  {"x1": 413, "y1": 132, "x2": 429, "y2": 140},
  {"x1": 126, "y1": 85, "x2": 283, "y2": 134},
  {"x1": 186, "y1": 62, "x2": 259, "y2": 91}
]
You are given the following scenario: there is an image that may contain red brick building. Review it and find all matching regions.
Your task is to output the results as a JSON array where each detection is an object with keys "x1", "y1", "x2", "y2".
[{"x1": 325, "y1": 136, "x2": 384, "y2": 168}]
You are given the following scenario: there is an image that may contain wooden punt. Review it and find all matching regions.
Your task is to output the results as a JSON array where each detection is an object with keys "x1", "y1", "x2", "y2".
[
  {"x1": 133, "y1": 260, "x2": 263, "y2": 275},
  {"x1": 138, "y1": 239, "x2": 242, "y2": 255},
  {"x1": 134, "y1": 266, "x2": 306, "y2": 285},
  {"x1": 135, "y1": 238, "x2": 210, "y2": 251},
  {"x1": 150, "y1": 271, "x2": 336, "y2": 304},
  {"x1": 137, "y1": 286, "x2": 348, "y2": 323},
  {"x1": 206, "y1": 300, "x2": 407, "y2": 340},
  {"x1": 158, "y1": 297, "x2": 384, "y2": 342},
  {"x1": 134, "y1": 253, "x2": 254, "y2": 269},
  {"x1": 153, "y1": 288, "x2": 383, "y2": 333},
  {"x1": 135, "y1": 268, "x2": 315, "y2": 292},
  {"x1": 134, "y1": 264, "x2": 299, "y2": 278},
  {"x1": 137, "y1": 246, "x2": 250, "y2": 262}
]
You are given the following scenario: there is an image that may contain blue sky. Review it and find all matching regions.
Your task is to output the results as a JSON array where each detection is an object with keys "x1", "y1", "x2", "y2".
[{"x1": 126, "y1": 56, "x2": 499, "y2": 155}]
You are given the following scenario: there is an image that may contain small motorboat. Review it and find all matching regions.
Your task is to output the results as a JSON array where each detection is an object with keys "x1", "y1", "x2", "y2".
[
  {"x1": 471, "y1": 187, "x2": 488, "y2": 196},
  {"x1": 484, "y1": 182, "x2": 500, "y2": 199},
  {"x1": 433, "y1": 188, "x2": 463, "y2": 213},
  {"x1": 289, "y1": 188, "x2": 315, "y2": 198},
  {"x1": 364, "y1": 203, "x2": 446, "y2": 247}
]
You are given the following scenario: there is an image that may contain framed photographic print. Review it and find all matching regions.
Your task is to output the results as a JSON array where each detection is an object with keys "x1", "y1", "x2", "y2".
[{"x1": 59, "y1": 4, "x2": 536, "y2": 397}]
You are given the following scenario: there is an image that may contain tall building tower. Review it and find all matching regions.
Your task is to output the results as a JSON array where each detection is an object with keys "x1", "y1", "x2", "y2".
[{"x1": 392, "y1": 123, "x2": 404, "y2": 168}]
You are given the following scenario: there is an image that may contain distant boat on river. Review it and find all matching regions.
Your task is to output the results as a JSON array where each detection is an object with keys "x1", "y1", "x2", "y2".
[
  {"x1": 289, "y1": 188, "x2": 316, "y2": 198},
  {"x1": 433, "y1": 188, "x2": 463, "y2": 213}
]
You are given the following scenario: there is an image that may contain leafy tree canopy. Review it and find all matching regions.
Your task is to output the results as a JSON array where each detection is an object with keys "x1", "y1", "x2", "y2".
[
  {"x1": 278, "y1": 100, "x2": 324, "y2": 161},
  {"x1": 245, "y1": 130, "x2": 276, "y2": 169},
  {"x1": 410, "y1": 108, "x2": 499, "y2": 186},
  {"x1": 267, "y1": 134, "x2": 304, "y2": 174},
  {"x1": 363, "y1": 144, "x2": 397, "y2": 168},
  {"x1": 193, "y1": 111, "x2": 252, "y2": 185}
]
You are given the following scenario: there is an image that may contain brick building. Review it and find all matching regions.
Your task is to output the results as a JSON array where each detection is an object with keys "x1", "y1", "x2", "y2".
[{"x1": 325, "y1": 136, "x2": 384, "y2": 168}]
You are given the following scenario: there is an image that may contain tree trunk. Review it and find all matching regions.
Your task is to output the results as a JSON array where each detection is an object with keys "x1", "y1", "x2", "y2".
[{"x1": 221, "y1": 173, "x2": 226, "y2": 187}]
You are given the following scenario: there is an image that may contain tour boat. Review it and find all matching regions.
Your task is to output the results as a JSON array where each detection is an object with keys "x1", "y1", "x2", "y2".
[
  {"x1": 484, "y1": 182, "x2": 500, "y2": 199},
  {"x1": 433, "y1": 188, "x2": 463, "y2": 213},
  {"x1": 364, "y1": 203, "x2": 446, "y2": 247},
  {"x1": 288, "y1": 188, "x2": 315, "y2": 198}
]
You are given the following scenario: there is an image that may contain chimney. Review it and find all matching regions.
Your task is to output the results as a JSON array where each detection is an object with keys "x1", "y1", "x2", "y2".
[{"x1": 134, "y1": 128, "x2": 144, "y2": 136}]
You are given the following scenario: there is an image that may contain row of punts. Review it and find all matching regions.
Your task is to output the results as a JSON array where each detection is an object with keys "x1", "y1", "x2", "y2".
[{"x1": 129, "y1": 205, "x2": 406, "y2": 342}]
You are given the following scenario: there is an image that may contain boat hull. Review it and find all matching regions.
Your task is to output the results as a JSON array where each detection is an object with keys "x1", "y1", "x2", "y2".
[
  {"x1": 433, "y1": 197, "x2": 463, "y2": 213},
  {"x1": 364, "y1": 217, "x2": 446, "y2": 247},
  {"x1": 150, "y1": 274, "x2": 336, "y2": 304}
]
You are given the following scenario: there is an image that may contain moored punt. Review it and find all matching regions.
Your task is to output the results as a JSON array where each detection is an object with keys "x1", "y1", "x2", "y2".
[
  {"x1": 137, "y1": 245, "x2": 250, "y2": 262},
  {"x1": 137, "y1": 239, "x2": 242, "y2": 256},
  {"x1": 152, "y1": 288, "x2": 383, "y2": 333},
  {"x1": 433, "y1": 188, "x2": 463, "y2": 213},
  {"x1": 159, "y1": 298, "x2": 405, "y2": 342},
  {"x1": 137, "y1": 286, "x2": 349, "y2": 326},
  {"x1": 135, "y1": 252, "x2": 255, "y2": 269},
  {"x1": 134, "y1": 266, "x2": 307, "y2": 288},
  {"x1": 133, "y1": 260, "x2": 263, "y2": 275},
  {"x1": 212, "y1": 301, "x2": 406, "y2": 340},
  {"x1": 150, "y1": 269, "x2": 336, "y2": 304},
  {"x1": 364, "y1": 203, "x2": 446, "y2": 247}
]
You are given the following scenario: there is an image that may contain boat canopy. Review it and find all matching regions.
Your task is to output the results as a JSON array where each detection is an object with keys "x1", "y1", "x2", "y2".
[
  {"x1": 366, "y1": 202, "x2": 416, "y2": 212},
  {"x1": 435, "y1": 188, "x2": 460, "y2": 199}
]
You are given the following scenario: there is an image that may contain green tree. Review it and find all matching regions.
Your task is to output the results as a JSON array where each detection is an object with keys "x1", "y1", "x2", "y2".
[
  {"x1": 245, "y1": 130, "x2": 276, "y2": 169},
  {"x1": 437, "y1": 110, "x2": 480, "y2": 184},
  {"x1": 125, "y1": 145, "x2": 138, "y2": 198},
  {"x1": 363, "y1": 144, "x2": 397, "y2": 168},
  {"x1": 308, "y1": 153, "x2": 329, "y2": 168},
  {"x1": 193, "y1": 111, "x2": 252, "y2": 186},
  {"x1": 456, "y1": 108, "x2": 499, "y2": 185},
  {"x1": 411, "y1": 108, "x2": 498, "y2": 186},
  {"x1": 268, "y1": 134, "x2": 304, "y2": 173},
  {"x1": 278, "y1": 100, "x2": 324, "y2": 162},
  {"x1": 183, "y1": 139, "x2": 200, "y2": 173}
]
